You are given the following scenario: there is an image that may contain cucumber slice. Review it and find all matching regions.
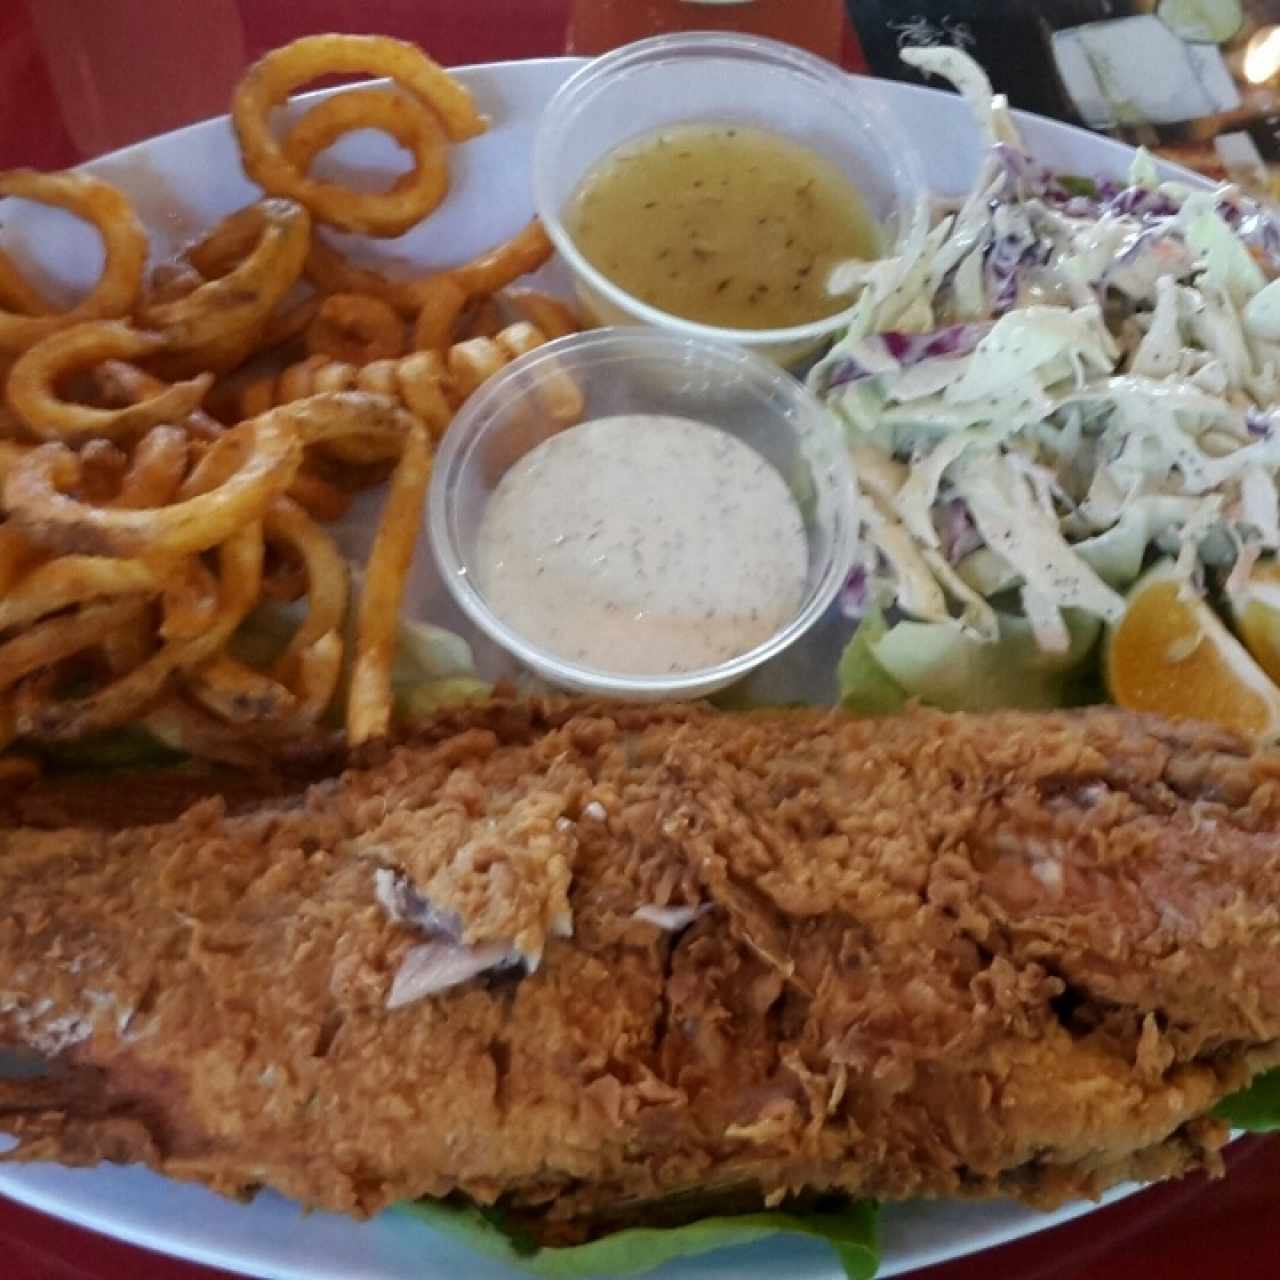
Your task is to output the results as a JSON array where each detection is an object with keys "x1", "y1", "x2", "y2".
[
  {"x1": 870, "y1": 611, "x2": 1100, "y2": 712},
  {"x1": 837, "y1": 610, "x2": 908, "y2": 716}
]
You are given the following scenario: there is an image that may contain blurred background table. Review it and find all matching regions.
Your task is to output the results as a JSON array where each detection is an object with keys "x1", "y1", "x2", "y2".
[{"x1": 0, "y1": 1, "x2": 1277, "y2": 1278}]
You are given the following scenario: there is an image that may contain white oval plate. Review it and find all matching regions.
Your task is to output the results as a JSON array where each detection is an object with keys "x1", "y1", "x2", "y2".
[{"x1": 0, "y1": 55, "x2": 1200, "y2": 1280}]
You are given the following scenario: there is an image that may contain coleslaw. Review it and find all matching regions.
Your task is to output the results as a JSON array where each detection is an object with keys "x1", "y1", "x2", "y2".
[{"x1": 812, "y1": 46, "x2": 1280, "y2": 672}]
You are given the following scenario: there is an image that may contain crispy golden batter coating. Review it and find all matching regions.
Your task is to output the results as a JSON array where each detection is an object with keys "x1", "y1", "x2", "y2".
[{"x1": 2, "y1": 701, "x2": 1279, "y2": 1242}]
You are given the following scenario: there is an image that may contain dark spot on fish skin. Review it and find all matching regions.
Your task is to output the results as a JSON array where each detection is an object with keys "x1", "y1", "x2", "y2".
[{"x1": 313, "y1": 1012, "x2": 345, "y2": 1058}]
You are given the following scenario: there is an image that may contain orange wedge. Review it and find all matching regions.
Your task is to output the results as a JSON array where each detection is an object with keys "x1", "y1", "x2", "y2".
[
  {"x1": 1229, "y1": 557, "x2": 1280, "y2": 687},
  {"x1": 1106, "y1": 559, "x2": 1280, "y2": 740}
]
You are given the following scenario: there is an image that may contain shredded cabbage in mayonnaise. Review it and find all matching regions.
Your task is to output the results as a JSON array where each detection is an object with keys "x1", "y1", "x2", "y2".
[{"x1": 811, "y1": 47, "x2": 1280, "y2": 655}]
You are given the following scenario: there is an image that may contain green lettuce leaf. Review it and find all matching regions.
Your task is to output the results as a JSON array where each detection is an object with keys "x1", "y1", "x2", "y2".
[
  {"x1": 396, "y1": 674, "x2": 492, "y2": 719},
  {"x1": 399, "y1": 1198, "x2": 879, "y2": 1280},
  {"x1": 1215, "y1": 1068, "x2": 1280, "y2": 1132},
  {"x1": 837, "y1": 610, "x2": 908, "y2": 716},
  {"x1": 1057, "y1": 175, "x2": 1099, "y2": 199},
  {"x1": 36, "y1": 725, "x2": 187, "y2": 772}
]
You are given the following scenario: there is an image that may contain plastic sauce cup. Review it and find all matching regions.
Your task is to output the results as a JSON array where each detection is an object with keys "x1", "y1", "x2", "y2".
[
  {"x1": 533, "y1": 32, "x2": 928, "y2": 365},
  {"x1": 430, "y1": 328, "x2": 858, "y2": 698}
]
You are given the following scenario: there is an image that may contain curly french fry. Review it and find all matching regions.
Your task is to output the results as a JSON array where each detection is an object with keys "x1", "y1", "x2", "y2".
[
  {"x1": 263, "y1": 496, "x2": 348, "y2": 691},
  {"x1": 0, "y1": 246, "x2": 54, "y2": 318},
  {"x1": 14, "y1": 522, "x2": 263, "y2": 741},
  {"x1": 0, "y1": 751, "x2": 39, "y2": 786},
  {"x1": 0, "y1": 442, "x2": 33, "y2": 490},
  {"x1": 101, "y1": 609, "x2": 154, "y2": 676},
  {"x1": 5, "y1": 415, "x2": 300, "y2": 558},
  {"x1": 0, "y1": 41, "x2": 574, "y2": 774},
  {"x1": 187, "y1": 654, "x2": 302, "y2": 726},
  {"x1": 0, "y1": 523, "x2": 42, "y2": 596},
  {"x1": 93, "y1": 360, "x2": 224, "y2": 443},
  {"x1": 503, "y1": 287, "x2": 581, "y2": 340},
  {"x1": 0, "y1": 170, "x2": 148, "y2": 353},
  {"x1": 305, "y1": 292, "x2": 406, "y2": 364},
  {"x1": 7, "y1": 322, "x2": 213, "y2": 444},
  {"x1": 235, "y1": 321, "x2": 580, "y2": 441},
  {"x1": 187, "y1": 497, "x2": 351, "y2": 729},
  {"x1": 0, "y1": 555, "x2": 163, "y2": 632},
  {"x1": 158, "y1": 556, "x2": 221, "y2": 641},
  {"x1": 285, "y1": 466, "x2": 353, "y2": 522},
  {"x1": 410, "y1": 275, "x2": 469, "y2": 351},
  {"x1": 455, "y1": 294, "x2": 504, "y2": 342},
  {"x1": 0, "y1": 596, "x2": 151, "y2": 695},
  {"x1": 113, "y1": 426, "x2": 190, "y2": 509}
]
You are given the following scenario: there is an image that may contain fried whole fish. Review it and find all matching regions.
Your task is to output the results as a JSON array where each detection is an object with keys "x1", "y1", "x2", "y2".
[{"x1": 2, "y1": 700, "x2": 1279, "y2": 1242}]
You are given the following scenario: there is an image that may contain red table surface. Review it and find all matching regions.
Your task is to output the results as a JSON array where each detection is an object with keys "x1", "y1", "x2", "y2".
[{"x1": 0, "y1": 2, "x2": 1277, "y2": 1277}]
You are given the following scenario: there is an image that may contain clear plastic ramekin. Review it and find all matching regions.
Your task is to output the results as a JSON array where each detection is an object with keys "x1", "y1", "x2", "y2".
[
  {"x1": 429, "y1": 328, "x2": 857, "y2": 698},
  {"x1": 533, "y1": 32, "x2": 928, "y2": 365}
]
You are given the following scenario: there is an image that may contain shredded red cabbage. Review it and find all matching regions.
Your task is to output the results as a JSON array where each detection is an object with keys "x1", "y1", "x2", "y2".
[
  {"x1": 1104, "y1": 186, "x2": 1179, "y2": 219},
  {"x1": 1224, "y1": 198, "x2": 1280, "y2": 263},
  {"x1": 1114, "y1": 225, "x2": 1162, "y2": 267},
  {"x1": 838, "y1": 565, "x2": 869, "y2": 619},
  {"x1": 985, "y1": 228, "x2": 1051, "y2": 313},
  {"x1": 823, "y1": 322, "x2": 993, "y2": 394},
  {"x1": 993, "y1": 143, "x2": 1061, "y2": 200},
  {"x1": 935, "y1": 497, "x2": 982, "y2": 564}
]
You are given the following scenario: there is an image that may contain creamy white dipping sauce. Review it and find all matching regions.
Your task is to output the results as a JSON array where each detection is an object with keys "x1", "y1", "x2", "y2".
[{"x1": 475, "y1": 413, "x2": 808, "y2": 675}]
